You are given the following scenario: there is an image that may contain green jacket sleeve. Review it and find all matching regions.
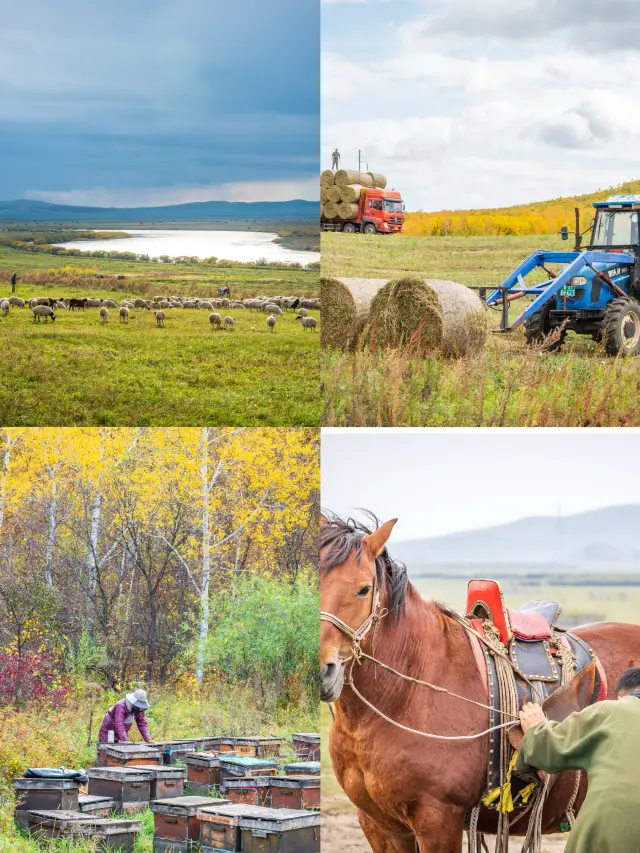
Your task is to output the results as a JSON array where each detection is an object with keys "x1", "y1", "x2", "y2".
[{"x1": 515, "y1": 702, "x2": 606, "y2": 776}]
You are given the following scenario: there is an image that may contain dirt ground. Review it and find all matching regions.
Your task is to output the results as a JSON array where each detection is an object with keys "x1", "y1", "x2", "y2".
[{"x1": 322, "y1": 794, "x2": 567, "y2": 852}]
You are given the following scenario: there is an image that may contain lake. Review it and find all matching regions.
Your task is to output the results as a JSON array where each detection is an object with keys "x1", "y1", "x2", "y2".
[{"x1": 54, "y1": 229, "x2": 319, "y2": 265}]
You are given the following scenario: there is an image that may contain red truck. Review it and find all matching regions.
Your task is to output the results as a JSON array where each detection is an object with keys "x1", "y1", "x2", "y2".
[{"x1": 321, "y1": 187, "x2": 405, "y2": 234}]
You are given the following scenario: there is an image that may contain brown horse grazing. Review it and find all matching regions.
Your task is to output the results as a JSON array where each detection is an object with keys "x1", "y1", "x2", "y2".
[{"x1": 320, "y1": 513, "x2": 640, "y2": 853}]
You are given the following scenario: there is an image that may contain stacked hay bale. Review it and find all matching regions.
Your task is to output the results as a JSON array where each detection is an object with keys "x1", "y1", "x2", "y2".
[
  {"x1": 321, "y1": 275, "x2": 487, "y2": 357},
  {"x1": 321, "y1": 171, "x2": 388, "y2": 221}
]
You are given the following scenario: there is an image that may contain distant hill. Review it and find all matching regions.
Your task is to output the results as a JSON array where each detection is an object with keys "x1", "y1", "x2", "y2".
[
  {"x1": 389, "y1": 505, "x2": 640, "y2": 574},
  {"x1": 0, "y1": 198, "x2": 319, "y2": 222}
]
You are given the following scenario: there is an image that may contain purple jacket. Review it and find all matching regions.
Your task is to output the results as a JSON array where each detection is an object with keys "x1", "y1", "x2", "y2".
[{"x1": 98, "y1": 698, "x2": 151, "y2": 743}]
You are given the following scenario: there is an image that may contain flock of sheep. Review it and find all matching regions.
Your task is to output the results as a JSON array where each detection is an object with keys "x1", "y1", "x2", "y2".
[{"x1": 0, "y1": 293, "x2": 320, "y2": 333}]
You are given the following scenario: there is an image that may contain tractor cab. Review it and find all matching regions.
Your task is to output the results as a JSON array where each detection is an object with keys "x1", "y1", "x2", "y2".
[{"x1": 589, "y1": 195, "x2": 640, "y2": 256}]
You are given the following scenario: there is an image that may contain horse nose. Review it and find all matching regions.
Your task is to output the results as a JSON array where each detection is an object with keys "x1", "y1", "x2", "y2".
[{"x1": 321, "y1": 662, "x2": 337, "y2": 684}]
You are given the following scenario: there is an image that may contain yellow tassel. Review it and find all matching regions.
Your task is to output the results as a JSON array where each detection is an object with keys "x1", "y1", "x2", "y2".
[
  {"x1": 483, "y1": 787, "x2": 500, "y2": 807},
  {"x1": 483, "y1": 751, "x2": 520, "y2": 813},
  {"x1": 518, "y1": 782, "x2": 538, "y2": 805}
]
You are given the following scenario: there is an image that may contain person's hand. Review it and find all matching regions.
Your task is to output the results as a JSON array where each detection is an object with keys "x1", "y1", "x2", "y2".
[{"x1": 519, "y1": 701, "x2": 547, "y2": 733}]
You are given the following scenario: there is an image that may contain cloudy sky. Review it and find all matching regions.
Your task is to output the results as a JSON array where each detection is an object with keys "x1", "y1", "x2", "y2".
[
  {"x1": 322, "y1": 428, "x2": 640, "y2": 540},
  {"x1": 0, "y1": 0, "x2": 319, "y2": 206},
  {"x1": 322, "y1": 0, "x2": 640, "y2": 210}
]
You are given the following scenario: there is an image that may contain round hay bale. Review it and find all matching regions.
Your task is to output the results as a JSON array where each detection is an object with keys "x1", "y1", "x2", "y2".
[
  {"x1": 321, "y1": 170, "x2": 335, "y2": 187},
  {"x1": 335, "y1": 170, "x2": 374, "y2": 188},
  {"x1": 320, "y1": 187, "x2": 329, "y2": 204},
  {"x1": 339, "y1": 184, "x2": 365, "y2": 203},
  {"x1": 324, "y1": 201, "x2": 339, "y2": 219},
  {"x1": 364, "y1": 277, "x2": 487, "y2": 358},
  {"x1": 367, "y1": 172, "x2": 387, "y2": 188},
  {"x1": 321, "y1": 277, "x2": 390, "y2": 350},
  {"x1": 326, "y1": 185, "x2": 342, "y2": 203},
  {"x1": 337, "y1": 202, "x2": 359, "y2": 220}
]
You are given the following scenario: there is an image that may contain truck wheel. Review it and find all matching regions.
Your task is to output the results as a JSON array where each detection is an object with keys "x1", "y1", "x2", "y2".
[
  {"x1": 342, "y1": 222, "x2": 356, "y2": 234},
  {"x1": 363, "y1": 223, "x2": 377, "y2": 235},
  {"x1": 603, "y1": 297, "x2": 640, "y2": 356},
  {"x1": 524, "y1": 302, "x2": 566, "y2": 351}
]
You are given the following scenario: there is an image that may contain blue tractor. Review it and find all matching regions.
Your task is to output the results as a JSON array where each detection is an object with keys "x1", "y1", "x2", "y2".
[{"x1": 486, "y1": 195, "x2": 640, "y2": 355}]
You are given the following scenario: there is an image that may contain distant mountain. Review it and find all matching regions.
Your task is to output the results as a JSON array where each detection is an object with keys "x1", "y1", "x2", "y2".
[
  {"x1": 0, "y1": 198, "x2": 319, "y2": 222},
  {"x1": 389, "y1": 505, "x2": 640, "y2": 574}
]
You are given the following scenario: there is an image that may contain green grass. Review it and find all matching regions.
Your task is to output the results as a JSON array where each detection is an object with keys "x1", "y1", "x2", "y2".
[
  {"x1": 321, "y1": 232, "x2": 640, "y2": 426},
  {"x1": 0, "y1": 261, "x2": 319, "y2": 426}
]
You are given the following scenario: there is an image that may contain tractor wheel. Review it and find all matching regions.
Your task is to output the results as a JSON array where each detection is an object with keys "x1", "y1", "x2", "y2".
[
  {"x1": 342, "y1": 222, "x2": 356, "y2": 234},
  {"x1": 603, "y1": 297, "x2": 640, "y2": 356},
  {"x1": 524, "y1": 302, "x2": 566, "y2": 351},
  {"x1": 363, "y1": 223, "x2": 377, "y2": 235}
]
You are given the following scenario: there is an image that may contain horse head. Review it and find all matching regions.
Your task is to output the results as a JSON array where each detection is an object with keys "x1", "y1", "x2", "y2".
[{"x1": 320, "y1": 513, "x2": 398, "y2": 702}]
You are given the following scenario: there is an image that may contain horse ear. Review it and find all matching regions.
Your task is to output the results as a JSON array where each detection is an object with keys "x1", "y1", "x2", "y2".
[
  {"x1": 363, "y1": 519, "x2": 397, "y2": 558},
  {"x1": 320, "y1": 514, "x2": 329, "y2": 530}
]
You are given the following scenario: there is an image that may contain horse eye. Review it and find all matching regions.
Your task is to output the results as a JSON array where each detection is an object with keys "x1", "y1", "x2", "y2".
[{"x1": 357, "y1": 586, "x2": 371, "y2": 597}]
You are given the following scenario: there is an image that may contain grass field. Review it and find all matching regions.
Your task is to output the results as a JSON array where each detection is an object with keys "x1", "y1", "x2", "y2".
[
  {"x1": 321, "y1": 232, "x2": 640, "y2": 426},
  {"x1": 0, "y1": 247, "x2": 319, "y2": 426}
]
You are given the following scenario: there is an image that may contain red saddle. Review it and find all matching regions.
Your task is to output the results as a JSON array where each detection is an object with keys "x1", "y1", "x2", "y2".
[{"x1": 466, "y1": 579, "x2": 556, "y2": 645}]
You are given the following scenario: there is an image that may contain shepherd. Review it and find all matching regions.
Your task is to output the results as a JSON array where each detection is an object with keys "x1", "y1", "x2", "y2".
[
  {"x1": 518, "y1": 668, "x2": 640, "y2": 853},
  {"x1": 331, "y1": 148, "x2": 340, "y2": 170},
  {"x1": 10, "y1": 273, "x2": 17, "y2": 293},
  {"x1": 98, "y1": 688, "x2": 154, "y2": 744}
]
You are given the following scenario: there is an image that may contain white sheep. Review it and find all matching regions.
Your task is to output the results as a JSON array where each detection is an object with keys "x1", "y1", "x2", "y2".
[
  {"x1": 297, "y1": 315, "x2": 317, "y2": 331},
  {"x1": 223, "y1": 316, "x2": 234, "y2": 331},
  {"x1": 102, "y1": 299, "x2": 118, "y2": 308},
  {"x1": 1, "y1": 300, "x2": 9, "y2": 317},
  {"x1": 85, "y1": 298, "x2": 102, "y2": 308},
  {"x1": 200, "y1": 301, "x2": 213, "y2": 311},
  {"x1": 296, "y1": 308, "x2": 308, "y2": 317},
  {"x1": 99, "y1": 307, "x2": 109, "y2": 324},
  {"x1": 266, "y1": 314, "x2": 276, "y2": 333},
  {"x1": 119, "y1": 306, "x2": 129, "y2": 323},
  {"x1": 155, "y1": 310, "x2": 166, "y2": 327},
  {"x1": 209, "y1": 312, "x2": 222, "y2": 329},
  {"x1": 8, "y1": 297, "x2": 25, "y2": 307},
  {"x1": 32, "y1": 305, "x2": 56, "y2": 323}
]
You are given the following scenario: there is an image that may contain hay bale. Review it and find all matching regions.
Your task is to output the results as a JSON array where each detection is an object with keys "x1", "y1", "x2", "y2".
[
  {"x1": 320, "y1": 187, "x2": 329, "y2": 204},
  {"x1": 364, "y1": 277, "x2": 487, "y2": 358},
  {"x1": 335, "y1": 170, "x2": 373, "y2": 188},
  {"x1": 321, "y1": 170, "x2": 335, "y2": 187},
  {"x1": 326, "y1": 185, "x2": 342, "y2": 203},
  {"x1": 324, "y1": 201, "x2": 339, "y2": 220},
  {"x1": 367, "y1": 172, "x2": 387, "y2": 188},
  {"x1": 321, "y1": 277, "x2": 389, "y2": 350},
  {"x1": 339, "y1": 184, "x2": 366, "y2": 203},
  {"x1": 337, "y1": 202, "x2": 359, "y2": 220}
]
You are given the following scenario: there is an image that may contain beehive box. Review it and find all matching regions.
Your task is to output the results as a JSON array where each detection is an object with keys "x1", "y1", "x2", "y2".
[
  {"x1": 137, "y1": 764, "x2": 186, "y2": 799},
  {"x1": 234, "y1": 737, "x2": 283, "y2": 759},
  {"x1": 12, "y1": 777, "x2": 80, "y2": 813},
  {"x1": 292, "y1": 734, "x2": 320, "y2": 761},
  {"x1": 220, "y1": 776, "x2": 271, "y2": 807},
  {"x1": 151, "y1": 795, "x2": 230, "y2": 851},
  {"x1": 218, "y1": 756, "x2": 278, "y2": 785},
  {"x1": 198, "y1": 803, "x2": 250, "y2": 852},
  {"x1": 185, "y1": 752, "x2": 221, "y2": 794},
  {"x1": 269, "y1": 776, "x2": 320, "y2": 810},
  {"x1": 205, "y1": 737, "x2": 236, "y2": 754},
  {"x1": 239, "y1": 807, "x2": 320, "y2": 853},
  {"x1": 283, "y1": 762, "x2": 320, "y2": 777},
  {"x1": 104, "y1": 743, "x2": 162, "y2": 767},
  {"x1": 78, "y1": 793, "x2": 116, "y2": 816},
  {"x1": 24, "y1": 810, "x2": 142, "y2": 852},
  {"x1": 87, "y1": 766, "x2": 154, "y2": 812},
  {"x1": 155, "y1": 739, "x2": 201, "y2": 766}
]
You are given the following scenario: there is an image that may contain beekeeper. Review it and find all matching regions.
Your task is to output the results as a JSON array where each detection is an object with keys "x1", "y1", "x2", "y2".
[{"x1": 98, "y1": 688, "x2": 153, "y2": 744}]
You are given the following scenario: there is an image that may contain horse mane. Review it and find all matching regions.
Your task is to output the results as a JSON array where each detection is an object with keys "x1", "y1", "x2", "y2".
[{"x1": 320, "y1": 510, "x2": 409, "y2": 619}]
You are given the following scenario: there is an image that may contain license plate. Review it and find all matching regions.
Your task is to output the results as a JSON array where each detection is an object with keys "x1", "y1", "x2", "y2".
[{"x1": 560, "y1": 285, "x2": 576, "y2": 297}]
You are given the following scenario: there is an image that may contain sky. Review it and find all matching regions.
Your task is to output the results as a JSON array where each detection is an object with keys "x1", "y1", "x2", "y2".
[
  {"x1": 321, "y1": 428, "x2": 640, "y2": 540},
  {"x1": 322, "y1": 0, "x2": 640, "y2": 210},
  {"x1": 0, "y1": 0, "x2": 319, "y2": 207}
]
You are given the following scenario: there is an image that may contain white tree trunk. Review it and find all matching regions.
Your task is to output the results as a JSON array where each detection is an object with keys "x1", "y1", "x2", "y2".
[
  {"x1": 0, "y1": 433, "x2": 14, "y2": 535},
  {"x1": 45, "y1": 475, "x2": 57, "y2": 588},
  {"x1": 195, "y1": 427, "x2": 211, "y2": 687},
  {"x1": 87, "y1": 432, "x2": 106, "y2": 595}
]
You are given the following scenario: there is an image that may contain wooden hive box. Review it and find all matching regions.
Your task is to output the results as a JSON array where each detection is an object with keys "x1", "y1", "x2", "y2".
[
  {"x1": 151, "y1": 795, "x2": 230, "y2": 852},
  {"x1": 137, "y1": 764, "x2": 186, "y2": 799},
  {"x1": 234, "y1": 737, "x2": 283, "y2": 759},
  {"x1": 154, "y1": 739, "x2": 201, "y2": 766},
  {"x1": 220, "y1": 776, "x2": 271, "y2": 807},
  {"x1": 291, "y1": 734, "x2": 320, "y2": 761},
  {"x1": 218, "y1": 756, "x2": 278, "y2": 785},
  {"x1": 205, "y1": 737, "x2": 236, "y2": 754},
  {"x1": 104, "y1": 743, "x2": 162, "y2": 767},
  {"x1": 238, "y1": 807, "x2": 320, "y2": 853},
  {"x1": 78, "y1": 793, "x2": 117, "y2": 816},
  {"x1": 87, "y1": 766, "x2": 154, "y2": 812},
  {"x1": 198, "y1": 803, "x2": 253, "y2": 852},
  {"x1": 185, "y1": 752, "x2": 222, "y2": 795},
  {"x1": 12, "y1": 777, "x2": 80, "y2": 813},
  {"x1": 269, "y1": 776, "x2": 320, "y2": 811},
  {"x1": 283, "y1": 762, "x2": 320, "y2": 777},
  {"x1": 24, "y1": 810, "x2": 142, "y2": 852}
]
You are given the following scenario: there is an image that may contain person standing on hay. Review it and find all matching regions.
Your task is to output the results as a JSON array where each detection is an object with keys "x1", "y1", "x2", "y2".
[
  {"x1": 517, "y1": 667, "x2": 640, "y2": 853},
  {"x1": 331, "y1": 148, "x2": 340, "y2": 169},
  {"x1": 98, "y1": 688, "x2": 154, "y2": 744}
]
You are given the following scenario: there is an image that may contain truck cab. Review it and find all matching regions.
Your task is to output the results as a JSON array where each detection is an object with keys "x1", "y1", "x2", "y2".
[{"x1": 359, "y1": 188, "x2": 405, "y2": 234}]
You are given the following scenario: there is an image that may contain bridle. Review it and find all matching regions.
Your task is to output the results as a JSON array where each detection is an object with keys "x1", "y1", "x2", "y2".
[{"x1": 320, "y1": 572, "x2": 388, "y2": 670}]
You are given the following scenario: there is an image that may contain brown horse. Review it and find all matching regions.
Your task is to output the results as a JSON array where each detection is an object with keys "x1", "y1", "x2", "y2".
[{"x1": 320, "y1": 513, "x2": 640, "y2": 853}]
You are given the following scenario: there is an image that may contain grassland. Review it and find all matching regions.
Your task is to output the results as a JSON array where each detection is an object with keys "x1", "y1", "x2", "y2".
[
  {"x1": 0, "y1": 246, "x2": 319, "y2": 426},
  {"x1": 322, "y1": 232, "x2": 640, "y2": 426}
]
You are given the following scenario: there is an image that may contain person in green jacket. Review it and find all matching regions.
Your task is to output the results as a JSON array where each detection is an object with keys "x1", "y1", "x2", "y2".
[{"x1": 517, "y1": 667, "x2": 640, "y2": 853}]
